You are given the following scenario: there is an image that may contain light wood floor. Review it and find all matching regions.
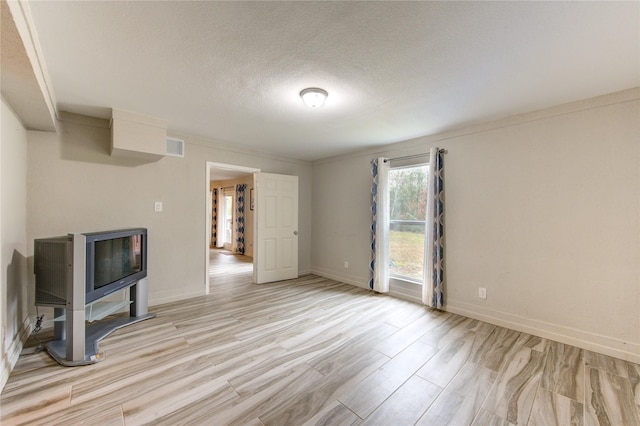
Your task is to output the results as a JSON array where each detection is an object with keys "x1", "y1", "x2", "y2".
[{"x1": 2, "y1": 251, "x2": 639, "y2": 425}]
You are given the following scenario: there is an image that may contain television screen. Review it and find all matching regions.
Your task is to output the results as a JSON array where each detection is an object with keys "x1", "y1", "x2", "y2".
[{"x1": 94, "y1": 235, "x2": 143, "y2": 289}]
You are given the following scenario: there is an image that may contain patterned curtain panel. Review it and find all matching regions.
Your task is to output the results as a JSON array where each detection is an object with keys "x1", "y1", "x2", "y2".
[
  {"x1": 210, "y1": 188, "x2": 218, "y2": 248},
  {"x1": 369, "y1": 157, "x2": 390, "y2": 293},
  {"x1": 235, "y1": 184, "x2": 246, "y2": 254},
  {"x1": 422, "y1": 147, "x2": 445, "y2": 309}
]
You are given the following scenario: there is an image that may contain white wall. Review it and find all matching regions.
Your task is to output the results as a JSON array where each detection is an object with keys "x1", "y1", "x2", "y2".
[
  {"x1": 27, "y1": 113, "x2": 312, "y2": 309},
  {"x1": 311, "y1": 89, "x2": 640, "y2": 362},
  {"x1": 1, "y1": 98, "x2": 30, "y2": 389}
]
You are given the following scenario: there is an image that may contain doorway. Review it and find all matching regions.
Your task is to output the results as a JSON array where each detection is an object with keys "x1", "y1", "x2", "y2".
[{"x1": 205, "y1": 162, "x2": 260, "y2": 295}]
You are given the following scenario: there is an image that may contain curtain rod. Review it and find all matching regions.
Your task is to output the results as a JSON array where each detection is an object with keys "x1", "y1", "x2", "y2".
[{"x1": 384, "y1": 149, "x2": 447, "y2": 163}]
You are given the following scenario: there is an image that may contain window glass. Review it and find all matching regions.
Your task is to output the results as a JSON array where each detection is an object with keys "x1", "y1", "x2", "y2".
[{"x1": 389, "y1": 164, "x2": 428, "y2": 282}]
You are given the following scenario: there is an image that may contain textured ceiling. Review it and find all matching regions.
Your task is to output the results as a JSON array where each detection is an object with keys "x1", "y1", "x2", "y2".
[{"x1": 26, "y1": 1, "x2": 640, "y2": 162}]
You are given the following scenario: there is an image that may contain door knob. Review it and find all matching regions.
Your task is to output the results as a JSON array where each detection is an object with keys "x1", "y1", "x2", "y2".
[{"x1": 293, "y1": 230, "x2": 298, "y2": 235}]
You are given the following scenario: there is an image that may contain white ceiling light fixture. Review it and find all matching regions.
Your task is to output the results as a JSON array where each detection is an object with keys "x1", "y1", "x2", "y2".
[{"x1": 300, "y1": 88, "x2": 328, "y2": 108}]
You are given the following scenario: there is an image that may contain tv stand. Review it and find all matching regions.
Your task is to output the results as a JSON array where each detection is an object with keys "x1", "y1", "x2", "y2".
[{"x1": 45, "y1": 278, "x2": 155, "y2": 366}]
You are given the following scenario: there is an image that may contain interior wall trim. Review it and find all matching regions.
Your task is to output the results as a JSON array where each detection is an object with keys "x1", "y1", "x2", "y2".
[
  {"x1": 310, "y1": 267, "x2": 640, "y2": 364},
  {"x1": 447, "y1": 301, "x2": 640, "y2": 364},
  {"x1": 311, "y1": 267, "x2": 368, "y2": 290},
  {"x1": 0, "y1": 317, "x2": 32, "y2": 390},
  {"x1": 148, "y1": 289, "x2": 205, "y2": 308}
]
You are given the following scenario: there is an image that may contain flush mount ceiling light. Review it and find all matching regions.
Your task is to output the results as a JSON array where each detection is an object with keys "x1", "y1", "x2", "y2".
[{"x1": 300, "y1": 88, "x2": 328, "y2": 108}]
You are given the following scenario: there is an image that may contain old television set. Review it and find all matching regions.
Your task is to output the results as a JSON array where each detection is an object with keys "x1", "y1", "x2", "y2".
[
  {"x1": 34, "y1": 228, "x2": 148, "y2": 307},
  {"x1": 34, "y1": 228, "x2": 153, "y2": 366}
]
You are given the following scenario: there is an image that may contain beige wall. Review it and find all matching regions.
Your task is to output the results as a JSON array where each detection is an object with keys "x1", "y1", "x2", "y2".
[
  {"x1": 311, "y1": 89, "x2": 640, "y2": 362},
  {"x1": 27, "y1": 113, "x2": 312, "y2": 308},
  {"x1": 1, "y1": 99, "x2": 30, "y2": 389}
]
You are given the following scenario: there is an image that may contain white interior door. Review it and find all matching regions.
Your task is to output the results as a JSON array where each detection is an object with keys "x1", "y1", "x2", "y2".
[{"x1": 253, "y1": 173, "x2": 298, "y2": 284}]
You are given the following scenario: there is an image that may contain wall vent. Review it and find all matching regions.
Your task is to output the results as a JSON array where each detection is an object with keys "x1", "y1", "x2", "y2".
[{"x1": 166, "y1": 137, "x2": 185, "y2": 157}]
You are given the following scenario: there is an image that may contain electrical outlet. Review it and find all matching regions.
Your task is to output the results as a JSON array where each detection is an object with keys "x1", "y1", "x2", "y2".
[
  {"x1": 479, "y1": 287, "x2": 487, "y2": 299},
  {"x1": 344, "y1": 261, "x2": 349, "y2": 269}
]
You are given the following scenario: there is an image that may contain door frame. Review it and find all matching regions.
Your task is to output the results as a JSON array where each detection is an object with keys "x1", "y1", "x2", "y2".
[{"x1": 205, "y1": 162, "x2": 260, "y2": 295}]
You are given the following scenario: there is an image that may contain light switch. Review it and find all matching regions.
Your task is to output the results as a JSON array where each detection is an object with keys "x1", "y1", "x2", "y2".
[{"x1": 154, "y1": 201, "x2": 163, "y2": 212}]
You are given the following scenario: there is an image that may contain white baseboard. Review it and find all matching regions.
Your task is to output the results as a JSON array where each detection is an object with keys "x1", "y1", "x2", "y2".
[
  {"x1": 146, "y1": 268, "x2": 310, "y2": 307},
  {"x1": 311, "y1": 268, "x2": 426, "y2": 304},
  {"x1": 309, "y1": 267, "x2": 639, "y2": 364},
  {"x1": 1, "y1": 316, "x2": 33, "y2": 391},
  {"x1": 447, "y1": 300, "x2": 640, "y2": 364},
  {"x1": 149, "y1": 290, "x2": 205, "y2": 307},
  {"x1": 310, "y1": 266, "x2": 369, "y2": 290}
]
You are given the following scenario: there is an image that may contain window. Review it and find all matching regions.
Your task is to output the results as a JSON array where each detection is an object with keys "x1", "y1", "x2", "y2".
[
  {"x1": 223, "y1": 193, "x2": 234, "y2": 250},
  {"x1": 389, "y1": 163, "x2": 428, "y2": 283}
]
